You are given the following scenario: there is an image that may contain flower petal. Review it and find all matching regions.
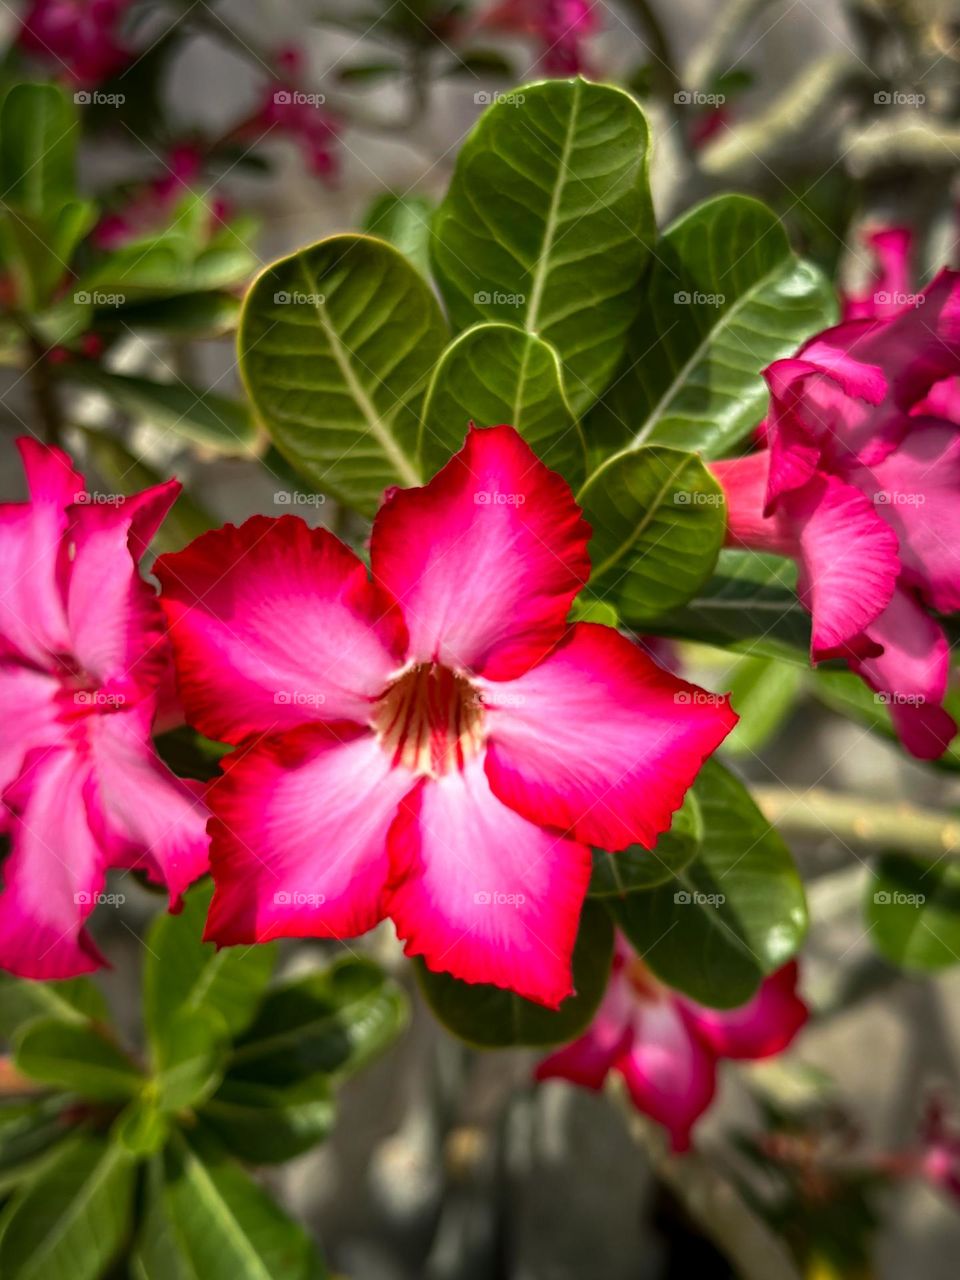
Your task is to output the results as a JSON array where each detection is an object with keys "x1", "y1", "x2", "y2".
[
  {"x1": 679, "y1": 962, "x2": 808, "y2": 1060},
  {"x1": 0, "y1": 664, "x2": 61, "y2": 813},
  {"x1": 385, "y1": 754, "x2": 592, "y2": 1008},
  {"x1": 156, "y1": 516, "x2": 407, "y2": 743},
  {"x1": 482, "y1": 624, "x2": 737, "y2": 851},
  {"x1": 370, "y1": 424, "x2": 591, "y2": 680},
  {"x1": 84, "y1": 702, "x2": 209, "y2": 905},
  {"x1": 535, "y1": 957, "x2": 636, "y2": 1088},
  {"x1": 0, "y1": 439, "x2": 81, "y2": 664},
  {"x1": 0, "y1": 747, "x2": 106, "y2": 978},
  {"x1": 205, "y1": 724, "x2": 415, "y2": 944},
  {"x1": 615, "y1": 996, "x2": 717, "y2": 1153}
]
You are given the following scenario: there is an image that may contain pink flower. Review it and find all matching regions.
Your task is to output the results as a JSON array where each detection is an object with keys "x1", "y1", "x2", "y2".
[
  {"x1": 92, "y1": 144, "x2": 210, "y2": 251},
  {"x1": 155, "y1": 426, "x2": 736, "y2": 1007},
  {"x1": 711, "y1": 268, "x2": 960, "y2": 759},
  {"x1": 911, "y1": 1096, "x2": 960, "y2": 1203},
  {"x1": 536, "y1": 937, "x2": 807, "y2": 1151},
  {"x1": 18, "y1": 0, "x2": 131, "y2": 86},
  {"x1": 244, "y1": 46, "x2": 340, "y2": 183},
  {"x1": 0, "y1": 440, "x2": 209, "y2": 979},
  {"x1": 475, "y1": 0, "x2": 598, "y2": 75},
  {"x1": 842, "y1": 226, "x2": 916, "y2": 321}
]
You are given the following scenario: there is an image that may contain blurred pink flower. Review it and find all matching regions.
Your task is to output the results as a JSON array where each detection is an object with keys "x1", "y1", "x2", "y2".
[
  {"x1": 0, "y1": 440, "x2": 209, "y2": 978},
  {"x1": 476, "y1": 0, "x2": 599, "y2": 74},
  {"x1": 18, "y1": 0, "x2": 131, "y2": 86},
  {"x1": 243, "y1": 45, "x2": 340, "y2": 183},
  {"x1": 156, "y1": 425, "x2": 735, "y2": 1007},
  {"x1": 536, "y1": 937, "x2": 807, "y2": 1150},
  {"x1": 91, "y1": 144, "x2": 218, "y2": 251},
  {"x1": 711, "y1": 268, "x2": 960, "y2": 759}
]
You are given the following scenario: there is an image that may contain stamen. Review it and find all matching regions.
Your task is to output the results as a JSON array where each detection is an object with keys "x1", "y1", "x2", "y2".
[{"x1": 373, "y1": 663, "x2": 485, "y2": 776}]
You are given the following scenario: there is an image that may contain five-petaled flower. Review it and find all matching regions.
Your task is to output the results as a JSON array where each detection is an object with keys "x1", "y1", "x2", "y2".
[
  {"x1": 711, "y1": 268, "x2": 960, "y2": 759},
  {"x1": 0, "y1": 440, "x2": 209, "y2": 978},
  {"x1": 536, "y1": 935, "x2": 808, "y2": 1150},
  {"x1": 156, "y1": 425, "x2": 736, "y2": 1007}
]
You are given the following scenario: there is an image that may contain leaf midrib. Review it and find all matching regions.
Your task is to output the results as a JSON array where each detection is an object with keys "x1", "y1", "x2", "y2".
[
  {"x1": 16, "y1": 1142, "x2": 125, "y2": 1280},
  {"x1": 525, "y1": 80, "x2": 582, "y2": 336}
]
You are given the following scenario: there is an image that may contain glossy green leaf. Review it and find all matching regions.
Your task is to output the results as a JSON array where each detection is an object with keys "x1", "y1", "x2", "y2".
[
  {"x1": 431, "y1": 77, "x2": 654, "y2": 413},
  {"x1": 0, "y1": 1134, "x2": 135, "y2": 1280},
  {"x1": 14, "y1": 1018, "x2": 141, "y2": 1102},
  {"x1": 131, "y1": 1134, "x2": 327, "y2": 1280},
  {"x1": 612, "y1": 760, "x2": 807, "y2": 1007},
  {"x1": 229, "y1": 956, "x2": 407, "y2": 1086},
  {"x1": 416, "y1": 901, "x2": 614, "y2": 1048},
  {"x1": 420, "y1": 322, "x2": 585, "y2": 484},
  {"x1": 144, "y1": 880, "x2": 276, "y2": 1052},
  {"x1": 0, "y1": 83, "x2": 77, "y2": 218},
  {"x1": 589, "y1": 194, "x2": 837, "y2": 461},
  {"x1": 589, "y1": 791, "x2": 702, "y2": 897},
  {"x1": 63, "y1": 365, "x2": 257, "y2": 453},
  {"x1": 97, "y1": 291, "x2": 242, "y2": 338},
  {"x1": 724, "y1": 654, "x2": 805, "y2": 755},
  {"x1": 579, "y1": 446, "x2": 726, "y2": 622},
  {"x1": 0, "y1": 974, "x2": 107, "y2": 1040},
  {"x1": 114, "y1": 1098, "x2": 170, "y2": 1158},
  {"x1": 0, "y1": 1098, "x2": 72, "y2": 1194},
  {"x1": 152, "y1": 1009, "x2": 228, "y2": 1113},
  {"x1": 652, "y1": 549, "x2": 809, "y2": 660},
  {"x1": 239, "y1": 234, "x2": 447, "y2": 513},
  {"x1": 867, "y1": 854, "x2": 960, "y2": 971},
  {"x1": 201, "y1": 1072, "x2": 334, "y2": 1164},
  {"x1": 362, "y1": 192, "x2": 434, "y2": 277}
]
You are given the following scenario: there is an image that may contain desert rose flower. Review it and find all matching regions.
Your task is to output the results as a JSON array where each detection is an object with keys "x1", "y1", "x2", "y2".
[
  {"x1": 536, "y1": 937, "x2": 807, "y2": 1150},
  {"x1": 243, "y1": 46, "x2": 340, "y2": 182},
  {"x1": 156, "y1": 425, "x2": 736, "y2": 1007},
  {"x1": 711, "y1": 268, "x2": 960, "y2": 759},
  {"x1": 474, "y1": 0, "x2": 598, "y2": 75},
  {"x1": 18, "y1": 0, "x2": 131, "y2": 85},
  {"x1": 0, "y1": 440, "x2": 209, "y2": 978}
]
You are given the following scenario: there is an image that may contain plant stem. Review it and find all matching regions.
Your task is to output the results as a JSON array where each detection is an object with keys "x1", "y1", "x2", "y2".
[{"x1": 751, "y1": 785, "x2": 960, "y2": 859}]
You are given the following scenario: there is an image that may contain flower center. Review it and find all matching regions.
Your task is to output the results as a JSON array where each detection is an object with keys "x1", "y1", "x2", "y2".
[
  {"x1": 624, "y1": 955, "x2": 667, "y2": 1004},
  {"x1": 373, "y1": 663, "x2": 485, "y2": 777}
]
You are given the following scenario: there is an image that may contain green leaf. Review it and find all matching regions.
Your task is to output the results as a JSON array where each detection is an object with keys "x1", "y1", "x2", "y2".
[
  {"x1": 229, "y1": 956, "x2": 408, "y2": 1086},
  {"x1": 144, "y1": 880, "x2": 276, "y2": 1052},
  {"x1": 867, "y1": 854, "x2": 960, "y2": 971},
  {"x1": 201, "y1": 1072, "x2": 334, "y2": 1164},
  {"x1": 362, "y1": 192, "x2": 434, "y2": 277},
  {"x1": 652, "y1": 549, "x2": 809, "y2": 660},
  {"x1": 589, "y1": 791, "x2": 702, "y2": 897},
  {"x1": 97, "y1": 291, "x2": 242, "y2": 338},
  {"x1": 724, "y1": 654, "x2": 804, "y2": 755},
  {"x1": 63, "y1": 364, "x2": 257, "y2": 453},
  {"x1": 132, "y1": 1134, "x2": 327, "y2": 1280},
  {"x1": 588, "y1": 194, "x2": 837, "y2": 461},
  {"x1": 420, "y1": 322, "x2": 585, "y2": 486},
  {"x1": 431, "y1": 77, "x2": 654, "y2": 413},
  {"x1": 0, "y1": 83, "x2": 77, "y2": 218},
  {"x1": 0, "y1": 1134, "x2": 135, "y2": 1280},
  {"x1": 579, "y1": 446, "x2": 726, "y2": 622},
  {"x1": 151, "y1": 1009, "x2": 228, "y2": 1113},
  {"x1": 416, "y1": 901, "x2": 614, "y2": 1048},
  {"x1": 611, "y1": 760, "x2": 808, "y2": 1007},
  {"x1": 239, "y1": 234, "x2": 447, "y2": 513},
  {"x1": 114, "y1": 1098, "x2": 170, "y2": 1158},
  {"x1": 0, "y1": 974, "x2": 107, "y2": 1041},
  {"x1": 0, "y1": 1098, "x2": 72, "y2": 1194},
  {"x1": 14, "y1": 1019, "x2": 141, "y2": 1102}
]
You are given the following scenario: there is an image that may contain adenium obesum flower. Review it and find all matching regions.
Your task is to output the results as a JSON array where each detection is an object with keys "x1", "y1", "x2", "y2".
[
  {"x1": 536, "y1": 936, "x2": 807, "y2": 1150},
  {"x1": 18, "y1": 0, "x2": 132, "y2": 86},
  {"x1": 156, "y1": 426, "x2": 736, "y2": 1007},
  {"x1": 242, "y1": 46, "x2": 340, "y2": 183},
  {"x1": 475, "y1": 0, "x2": 598, "y2": 75},
  {"x1": 711, "y1": 268, "x2": 960, "y2": 759},
  {"x1": 0, "y1": 440, "x2": 209, "y2": 978}
]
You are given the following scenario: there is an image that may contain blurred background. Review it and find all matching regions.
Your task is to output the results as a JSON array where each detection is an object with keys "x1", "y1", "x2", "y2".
[{"x1": 1, "y1": 1, "x2": 959, "y2": 1276}]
